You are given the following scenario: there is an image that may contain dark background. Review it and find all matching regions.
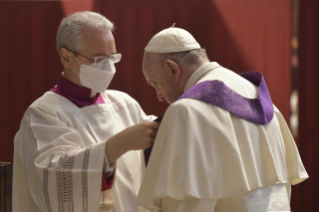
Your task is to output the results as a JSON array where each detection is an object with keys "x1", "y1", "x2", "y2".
[{"x1": 0, "y1": 0, "x2": 317, "y2": 211}]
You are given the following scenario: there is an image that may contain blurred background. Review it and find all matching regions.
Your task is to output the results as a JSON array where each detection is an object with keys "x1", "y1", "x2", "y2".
[{"x1": 0, "y1": 0, "x2": 318, "y2": 211}]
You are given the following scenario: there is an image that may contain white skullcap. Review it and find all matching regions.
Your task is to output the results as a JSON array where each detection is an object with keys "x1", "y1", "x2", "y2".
[{"x1": 145, "y1": 26, "x2": 201, "y2": 53}]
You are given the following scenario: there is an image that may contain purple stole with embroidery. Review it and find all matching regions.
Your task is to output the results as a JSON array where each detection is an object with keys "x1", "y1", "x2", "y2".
[{"x1": 144, "y1": 71, "x2": 274, "y2": 166}]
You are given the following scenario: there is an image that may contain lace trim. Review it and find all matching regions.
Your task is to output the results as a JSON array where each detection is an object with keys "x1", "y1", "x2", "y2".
[
  {"x1": 82, "y1": 146, "x2": 92, "y2": 212},
  {"x1": 44, "y1": 151, "x2": 64, "y2": 212},
  {"x1": 43, "y1": 168, "x2": 52, "y2": 212},
  {"x1": 56, "y1": 149, "x2": 78, "y2": 212}
]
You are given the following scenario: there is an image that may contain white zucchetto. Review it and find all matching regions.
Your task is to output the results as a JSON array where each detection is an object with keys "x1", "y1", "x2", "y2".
[{"x1": 145, "y1": 26, "x2": 201, "y2": 53}]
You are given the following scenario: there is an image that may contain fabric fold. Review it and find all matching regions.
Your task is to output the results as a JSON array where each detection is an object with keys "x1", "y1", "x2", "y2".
[{"x1": 137, "y1": 64, "x2": 308, "y2": 211}]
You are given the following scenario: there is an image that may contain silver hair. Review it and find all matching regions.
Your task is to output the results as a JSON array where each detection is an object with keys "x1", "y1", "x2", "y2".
[
  {"x1": 56, "y1": 11, "x2": 114, "y2": 54},
  {"x1": 145, "y1": 48, "x2": 209, "y2": 68}
]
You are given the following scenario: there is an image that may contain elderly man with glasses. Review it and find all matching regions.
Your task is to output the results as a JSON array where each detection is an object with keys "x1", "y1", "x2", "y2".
[{"x1": 12, "y1": 11, "x2": 158, "y2": 212}]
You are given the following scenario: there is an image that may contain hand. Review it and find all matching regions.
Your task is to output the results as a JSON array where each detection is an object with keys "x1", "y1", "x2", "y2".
[
  {"x1": 105, "y1": 121, "x2": 159, "y2": 164},
  {"x1": 120, "y1": 121, "x2": 160, "y2": 151}
]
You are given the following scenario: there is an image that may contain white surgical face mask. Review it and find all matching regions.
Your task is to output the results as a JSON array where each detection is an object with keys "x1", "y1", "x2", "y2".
[{"x1": 71, "y1": 54, "x2": 116, "y2": 93}]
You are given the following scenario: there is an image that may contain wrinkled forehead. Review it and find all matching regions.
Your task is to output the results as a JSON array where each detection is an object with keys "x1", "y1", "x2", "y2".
[
  {"x1": 142, "y1": 54, "x2": 158, "y2": 80},
  {"x1": 80, "y1": 29, "x2": 116, "y2": 55},
  {"x1": 143, "y1": 52, "x2": 161, "y2": 70},
  {"x1": 142, "y1": 53, "x2": 152, "y2": 73},
  {"x1": 143, "y1": 52, "x2": 151, "y2": 66},
  {"x1": 142, "y1": 59, "x2": 153, "y2": 79}
]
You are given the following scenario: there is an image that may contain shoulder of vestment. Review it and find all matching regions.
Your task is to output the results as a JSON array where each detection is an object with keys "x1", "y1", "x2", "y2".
[{"x1": 103, "y1": 89, "x2": 140, "y2": 107}]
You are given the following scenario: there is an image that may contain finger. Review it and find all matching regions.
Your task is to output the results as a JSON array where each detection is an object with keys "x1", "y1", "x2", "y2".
[
  {"x1": 150, "y1": 121, "x2": 160, "y2": 129},
  {"x1": 144, "y1": 142, "x2": 153, "y2": 149},
  {"x1": 150, "y1": 130, "x2": 158, "y2": 137},
  {"x1": 149, "y1": 137, "x2": 156, "y2": 144},
  {"x1": 148, "y1": 128, "x2": 158, "y2": 136}
]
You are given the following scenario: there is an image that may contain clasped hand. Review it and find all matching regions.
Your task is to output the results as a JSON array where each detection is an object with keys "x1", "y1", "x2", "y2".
[{"x1": 105, "y1": 121, "x2": 159, "y2": 164}]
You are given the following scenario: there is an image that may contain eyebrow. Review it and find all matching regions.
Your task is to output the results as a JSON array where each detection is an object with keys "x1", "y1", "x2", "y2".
[{"x1": 91, "y1": 51, "x2": 118, "y2": 57}]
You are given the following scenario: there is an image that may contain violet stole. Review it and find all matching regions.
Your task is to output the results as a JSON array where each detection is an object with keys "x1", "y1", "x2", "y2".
[{"x1": 144, "y1": 72, "x2": 274, "y2": 166}]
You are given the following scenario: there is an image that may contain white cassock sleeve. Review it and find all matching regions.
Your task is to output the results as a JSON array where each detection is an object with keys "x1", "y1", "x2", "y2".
[
  {"x1": 137, "y1": 99, "x2": 307, "y2": 212},
  {"x1": 103, "y1": 154, "x2": 115, "y2": 178},
  {"x1": 15, "y1": 106, "x2": 107, "y2": 212}
]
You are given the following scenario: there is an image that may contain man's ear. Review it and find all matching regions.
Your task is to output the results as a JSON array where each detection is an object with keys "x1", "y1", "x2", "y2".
[
  {"x1": 60, "y1": 48, "x2": 72, "y2": 69},
  {"x1": 164, "y1": 59, "x2": 181, "y2": 82}
]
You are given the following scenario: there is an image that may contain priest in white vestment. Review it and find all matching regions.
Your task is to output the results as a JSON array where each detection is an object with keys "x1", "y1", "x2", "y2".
[
  {"x1": 137, "y1": 27, "x2": 308, "y2": 212},
  {"x1": 12, "y1": 12, "x2": 158, "y2": 212}
]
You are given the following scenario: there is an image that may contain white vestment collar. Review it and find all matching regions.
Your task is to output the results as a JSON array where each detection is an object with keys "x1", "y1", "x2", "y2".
[{"x1": 184, "y1": 62, "x2": 221, "y2": 93}]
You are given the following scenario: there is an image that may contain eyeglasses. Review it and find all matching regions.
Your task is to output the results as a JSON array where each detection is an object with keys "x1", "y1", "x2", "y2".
[{"x1": 69, "y1": 50, "x2": 122, "y2": 64}]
